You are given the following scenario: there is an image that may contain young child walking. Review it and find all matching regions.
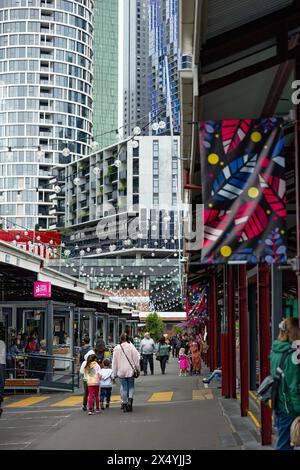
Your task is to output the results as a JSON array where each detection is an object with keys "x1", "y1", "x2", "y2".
[
  {"x1": 100, "y1": 358, "x2": 115, "y2": 410},
  {"x1": 179, "y1": 347, "x2": 189, "y2": 376},
  {"x1": 83, "y1": 354, "x2": 102, "y2": 415}
]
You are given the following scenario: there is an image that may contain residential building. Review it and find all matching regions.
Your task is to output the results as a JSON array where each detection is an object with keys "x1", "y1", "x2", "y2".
[
  {"x1": 0, "y1": 0, "x2": 94, "y2": 230},
  {"x1": 48, "y1": 135, "x2": 184, "y2": 311},
  {"x1": 149, "y1": 0, "x2": 181, "y2": 135},
  {"x1": 123, "y1": 0, "x2": 150, "y2": 137}
]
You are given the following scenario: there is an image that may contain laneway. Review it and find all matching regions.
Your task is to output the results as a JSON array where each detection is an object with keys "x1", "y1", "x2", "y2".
[{"x1": 0, "y1": 358, "x2": 243, "y2": 450}]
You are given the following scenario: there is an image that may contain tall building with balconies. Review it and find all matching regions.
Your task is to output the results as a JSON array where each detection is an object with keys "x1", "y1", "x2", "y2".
[
  {"x1": 0, "y1": 0, "x2": 94, "y2": 230},
  {"x1": 123, "y1": 0, "x2": 150, "y2": 138},
  {"x1": 149, "y1": 0, "x2": 180, "y2": 135}
]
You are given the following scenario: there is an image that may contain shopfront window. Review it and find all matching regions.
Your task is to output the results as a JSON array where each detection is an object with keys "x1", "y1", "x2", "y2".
[
  {"x1": 95, "y1": 316, "x2": 104, "y2": 343},
  {"x1": 108, "y1": 318, "x2": 115, "y2": 344}
]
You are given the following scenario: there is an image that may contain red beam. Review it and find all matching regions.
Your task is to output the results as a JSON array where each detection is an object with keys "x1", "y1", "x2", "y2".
[
  {"x1": 238, "y1": 265, "x2": 249, "y2": 417},
  {"x1": 262, "y1": 35, "x2": 299, "y2": 116},
  {"x1": 201, "y1": 3, "x2": 300, "y2": 67},
  {"x1": 257, "y1": 264, "x2": 272, "y2": 446},
  {"x1": 200, "y1": 48, "x2": 296, "y2": 96}
]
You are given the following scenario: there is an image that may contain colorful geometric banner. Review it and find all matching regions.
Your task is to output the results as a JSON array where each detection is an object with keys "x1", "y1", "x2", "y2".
[
  {"x1": 199, "y1": 118, "x2": 287, "y2": 264},
  {"x1": 186, "y1": 285, "x2": 208, "y2": 322}
]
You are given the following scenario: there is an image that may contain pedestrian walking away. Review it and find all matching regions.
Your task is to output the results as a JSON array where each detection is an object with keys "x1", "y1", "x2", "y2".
[
  {"x1": 100, "y1": 358, "x2": 115, "y2": 410},
  {"x1": 83, "y1": 354, "x2": 102, "y2": 415},
  {"x1": 156, "y1": 336, "x2": 170, "y2": 374},
  {"x1": 140, "y1": 332, "x2": 155, "y2": 375},
  {"x1": 112, "y1": 333, "x2": 140, "y2": 412},
  {"x1": 270, "y1": 318, "x2": 300, "y2": 451}
]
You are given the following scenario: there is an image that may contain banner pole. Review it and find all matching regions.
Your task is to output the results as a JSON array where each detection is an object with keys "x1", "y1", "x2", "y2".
[{"x1": 295, "y1": 46, "x2": 300, "y2": 326}]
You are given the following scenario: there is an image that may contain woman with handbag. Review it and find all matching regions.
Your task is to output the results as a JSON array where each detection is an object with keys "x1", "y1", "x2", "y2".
[
  {"x1": 156, "y1": 336, "x2": 170, "y2": 375},
  {"x1": 112, "y1": 333, "x2": 140, "y2": 412}
]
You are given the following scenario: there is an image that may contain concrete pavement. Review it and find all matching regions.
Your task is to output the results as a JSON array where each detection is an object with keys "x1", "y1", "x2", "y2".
[{"x1": 0, "y1": 357, "x2": 251, "y2": 450}]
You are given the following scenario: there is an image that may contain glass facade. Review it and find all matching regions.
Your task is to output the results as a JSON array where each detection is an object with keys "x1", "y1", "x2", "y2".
[
  {"x1": 0, "y1": 0, "x2": 93, "y2": 229},
  {"x1": 93, "y1": 0, "x2": 118, "y2": 149},
  {"x1": 149, "y1": 0, "x2": 180, "y2": 135}
]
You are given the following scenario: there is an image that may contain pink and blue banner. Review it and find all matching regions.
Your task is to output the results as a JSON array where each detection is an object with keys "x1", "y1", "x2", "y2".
[{"x1": 199, "y1": 118, "x2": 287, "y2": 264}]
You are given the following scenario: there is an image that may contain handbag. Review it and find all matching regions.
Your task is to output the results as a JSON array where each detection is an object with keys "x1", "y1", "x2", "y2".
[
  {"x1": 120, "y1": 344, "x2": 140, "y2": 379},
  {"x1": 290, "y1": 416, "x2": 300, "y2": 447}
]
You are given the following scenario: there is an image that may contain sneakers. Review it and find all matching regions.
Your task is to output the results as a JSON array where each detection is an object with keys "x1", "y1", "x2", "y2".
[
  {"x1": 88, "y1": 411, "x2": 93, "y2": 415},
  {"x1": 82, "y1": 406, "x2": 87, "y2": 411},
  {"x1": 100, "y1": 402, "x2": 105, "y2": 410},
  {"x1": 106, "y1": 402, "x2": 110, "y2": 408},
  {"x1": 202, "y1": 378, "x2": 209, "y2": 384},
  {"x1": 95, "y1": 409, "x2": 101, "y2": 414}
]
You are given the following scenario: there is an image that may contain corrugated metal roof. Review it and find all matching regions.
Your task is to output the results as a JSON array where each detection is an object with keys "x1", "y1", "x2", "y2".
[{"x1": 206, "y1": 0, "x2": 294, "y2": 39}]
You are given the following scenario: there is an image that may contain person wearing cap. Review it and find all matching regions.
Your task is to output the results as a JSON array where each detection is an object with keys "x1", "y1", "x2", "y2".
[{"x1": 140, "y1": 332, "x2": 155, "y2": 376}]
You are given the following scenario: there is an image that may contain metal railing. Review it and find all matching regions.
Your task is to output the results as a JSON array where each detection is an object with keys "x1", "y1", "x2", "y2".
[{"x1": 5, "y1": 353, "x2": 79, "y2": 392}]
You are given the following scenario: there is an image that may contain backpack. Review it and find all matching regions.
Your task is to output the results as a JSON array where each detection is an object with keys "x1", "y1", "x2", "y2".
[
  {"x1": 290, "y1": 416, "x2": 300, "y2": 447},
  {"x1": 257, "y1": 348, "x2": 294, "y2": 410},
  {"x1": 80, "y1": 345, "x2": 93, "y2": 363}
]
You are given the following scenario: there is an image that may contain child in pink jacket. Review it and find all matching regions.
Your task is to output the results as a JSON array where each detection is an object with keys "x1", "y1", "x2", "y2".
[{"x1": 83, "y1": 354, "x2": 102, "y2": 415}]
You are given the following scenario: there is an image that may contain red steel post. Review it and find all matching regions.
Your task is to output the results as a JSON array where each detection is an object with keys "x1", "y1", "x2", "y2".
[
  {"x1": 239, "y1": 265, "x2": 249, "y2": 417},
  {"x1": 211, "y1": 275, "x2": 218, "y2": 370},
  {"x1": 221, "y1": 266, "x2": 229, "y2": 397},
  {"x1": 257, "y1": 264, "x2": 272, "y2": 445},
  {"x1": 228, "y1": 265, "x2": 236, "y2": 398}
]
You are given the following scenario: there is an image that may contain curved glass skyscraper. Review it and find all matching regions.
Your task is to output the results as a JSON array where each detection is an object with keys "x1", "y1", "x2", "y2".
[{"x1": 0, "y1": 0, "x2": 93, "y2": 229}]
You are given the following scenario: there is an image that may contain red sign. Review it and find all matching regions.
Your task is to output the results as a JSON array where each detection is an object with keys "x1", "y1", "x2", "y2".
[{"x1": 34, "y1": 282, "x2": 51, "y2": 298}]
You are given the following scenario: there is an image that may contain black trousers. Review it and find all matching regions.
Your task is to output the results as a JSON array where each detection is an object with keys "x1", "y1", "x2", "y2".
[
  {"x1": 0, "y1": 364, "x2": 5, "y2": 404},
  {"x1": 142, "y1": 354, "x2": 154, "y2": 374},
  {"x1": 83, "y1": 380, "x2": 88, "y2": 407},
  {"x1": 159, "y1": 356, "x2": 168, "y2": 374}
]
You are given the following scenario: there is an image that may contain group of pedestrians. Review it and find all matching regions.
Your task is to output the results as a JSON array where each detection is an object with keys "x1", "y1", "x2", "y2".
[
  {"x1": 139, "y1": 332, "x2": 172, "y2": 375},
  {"x1": 171, "y1": 332, "x2": 205, "y2": 376},
  {"x1": 79, "y1": 333, "x2": 140, "y2": 414}
]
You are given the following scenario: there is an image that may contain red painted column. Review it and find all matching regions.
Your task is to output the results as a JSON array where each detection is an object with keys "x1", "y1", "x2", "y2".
[
  {"x1": 221, "y1": 266, "x2": 229, "y2": 397},
  {"x1": 239, "y1": 265, "x2": 249, "y2": 417},
  {"x1": 211, "y1": 275, "x2": 218, "y2": 370},
  {"x1": 257, "y1": 264, "x2": 272, "y2": 445},
  {"x1": 228, "y1": 265, "x2": 236, "y2": 398}
]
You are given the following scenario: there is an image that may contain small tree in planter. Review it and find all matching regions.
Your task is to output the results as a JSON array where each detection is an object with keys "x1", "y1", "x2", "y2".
[{"x1": 145, "y1": 312, "x2": 165, "y2": 342}]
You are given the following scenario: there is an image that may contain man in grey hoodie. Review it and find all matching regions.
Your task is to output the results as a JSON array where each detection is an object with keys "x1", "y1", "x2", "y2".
[{"x1": 140, "y1": 332, "x2": 155, "y2": 376}]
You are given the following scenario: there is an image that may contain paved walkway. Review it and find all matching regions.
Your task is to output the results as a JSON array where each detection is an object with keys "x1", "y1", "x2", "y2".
[{"x1": 0, "y1": 358, "x2": 267, "y2": 450}]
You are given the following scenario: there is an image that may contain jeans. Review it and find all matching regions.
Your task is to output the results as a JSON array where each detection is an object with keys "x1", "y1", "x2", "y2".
[
  {"x1": 142, "y1": 354, "x2": 154, "y2": 374},
  {"x1": 119, "y1": 377, "x2": 135, "y2": 404},
  {"x1": 275, "y1": 411, "x2": 294, "y2": 451},
  {"x1": 88, "y1": 385, "x2": 99, "y2": 411},
  {"x1": 208, "y1": 369, "x2": 222, "y2": 384},
  {"x1": 159, "y1": 356, "x2": 168, "y2": 374},
  {"x1": 100, "y1": 387, "x2": 112, "y2": 403},
  {"x1": 0, "y1": 364, "x2": 5, "y2": 404}
]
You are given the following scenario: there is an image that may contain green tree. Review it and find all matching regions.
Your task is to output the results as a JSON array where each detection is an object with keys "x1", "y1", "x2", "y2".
[{"x1": 145, "y1": 312, "x2": 165, "y2": 342}]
